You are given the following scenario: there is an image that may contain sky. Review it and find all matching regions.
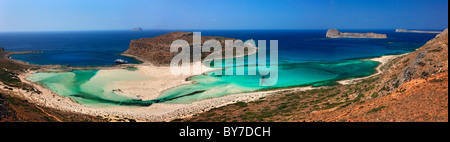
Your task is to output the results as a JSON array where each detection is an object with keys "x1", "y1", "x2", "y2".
[{"x1": 0, "y1": 0, "x2": 448, "y2": 32}]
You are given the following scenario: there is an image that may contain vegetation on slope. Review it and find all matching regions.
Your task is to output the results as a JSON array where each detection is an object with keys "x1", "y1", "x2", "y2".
[
  {"x1": 182, "y1": 29, "x2": 448, "y2": 122},
  {"x1": 0, "y1": 51, "x2": 106, "y2": 122}
]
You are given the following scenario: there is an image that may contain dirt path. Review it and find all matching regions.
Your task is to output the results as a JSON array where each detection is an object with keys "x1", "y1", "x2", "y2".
[{"x1": 35, "y1": 105, "x2": 63, "y2": 122}]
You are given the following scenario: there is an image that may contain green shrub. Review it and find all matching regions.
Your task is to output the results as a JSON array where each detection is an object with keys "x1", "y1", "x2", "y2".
[
  {"x1": 234, "y1": 102, "x2": 248, "y2": 108},
  {"x1": 367, "y1": 106, "x2": 387, "y2": 113}
]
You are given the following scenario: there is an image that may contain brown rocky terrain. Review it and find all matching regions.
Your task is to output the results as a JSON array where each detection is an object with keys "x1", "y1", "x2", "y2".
[
  {"x1": 123, "y1": 32, "x2": 252, "y2": 65},
  {"x1": 326, "y1": 29, "x2": 387, "y2": 38},
  {"x1": 181, "y1": 29, "x2": 448, "y2": 122},
  {"x1": 1, "y1": 29, "x2": 447, "y2": 122}
]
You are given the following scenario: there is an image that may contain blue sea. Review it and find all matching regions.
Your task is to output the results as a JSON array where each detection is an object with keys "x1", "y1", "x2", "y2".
[
  {"x1": 1, "y1": 30, "x2": 440, "y2": 106},
  {"x1": 0, "y1": 30, "x2": 438, "y2": 66}
]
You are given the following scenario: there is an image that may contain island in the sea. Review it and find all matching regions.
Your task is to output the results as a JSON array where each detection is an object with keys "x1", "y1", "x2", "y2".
[
  {"x1": 0, "y1": 29, "x2": 447, "y2": 122},
  {"x1": 326, "y1": 29, "x2": 387, "y2": 38},
  {"x1": 396, "y1": 29, "x2": 442, "y2": 33},
  {"x1": 131, "y1": 27, "x2": 143, "y2": 31}
]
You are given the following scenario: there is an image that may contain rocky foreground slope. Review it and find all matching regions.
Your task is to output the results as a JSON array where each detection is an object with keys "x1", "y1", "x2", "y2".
[
  {"x1": 183, "y1": 29, "x2": 448, "y2": 122},
  {"x1": 123, "y1": 32, "x2": 252, "y2": 66}
]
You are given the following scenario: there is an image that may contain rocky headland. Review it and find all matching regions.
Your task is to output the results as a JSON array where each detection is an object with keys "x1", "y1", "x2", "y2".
[
  {"x1": 1, "y1": 32, "x2": 257, "y2": 122},
  {"x1": 326, "y1": 29, "x2": 387, "y2": 38},
  {"x1": 123, "y1": 31, "x2": 255, "y2": 66},
  {"x1": 1, "y1": 29, "x2": 447, "y2": 122}
]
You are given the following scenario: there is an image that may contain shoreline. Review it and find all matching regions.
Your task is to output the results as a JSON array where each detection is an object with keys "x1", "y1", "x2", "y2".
[
  {"x1": 7, "y1": 52, "x2": 406, "y2": 121},
  {"x1": 337, "y1": 53, "x2": 409, "y2": 85}
]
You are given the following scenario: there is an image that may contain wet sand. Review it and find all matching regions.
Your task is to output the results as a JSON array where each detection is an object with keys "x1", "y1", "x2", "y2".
[{"x1": 9, "y1": 52, "x2": 406, "y2": 121}]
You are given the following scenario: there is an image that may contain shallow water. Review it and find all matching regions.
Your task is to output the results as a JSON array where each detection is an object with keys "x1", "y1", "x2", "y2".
[
  {"x1": 14, "y1": 30, "x2": 440, "y2": 107},
  {"x1": 158, "y1": 60, "x2": 379, "y2": 104},
  {"x1": 27, "y1": 60, "x2": 378, "y2": 107},
  {"x1": 27, "y1": 69, "x2": 152, "y2": 107}
]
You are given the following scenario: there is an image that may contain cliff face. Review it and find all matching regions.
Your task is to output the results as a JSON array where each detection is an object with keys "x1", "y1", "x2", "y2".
[
  {"x1": 325, "y1": 29, "x2": 341, "y2": 37},
  {"x1": 123, "y1": 32, "x2": 251, "y2": 66},
  {"x1": 183, "y1": 29, "x2": 448, "y2": 122},
  {"x1": 326, "y1": 29, "x2": 387, "y2": 38}
]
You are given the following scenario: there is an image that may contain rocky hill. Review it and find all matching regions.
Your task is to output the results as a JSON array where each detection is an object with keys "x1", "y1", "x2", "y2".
[
  {"x1": 326, "y1": 29, "x2": 387, "y2": 38},
  {"x1": 182, "y1": 29, "x2": 448, "y2": 122},
  {"x1": 123, "y1": 32, "x2": 253, "y2": 66}
]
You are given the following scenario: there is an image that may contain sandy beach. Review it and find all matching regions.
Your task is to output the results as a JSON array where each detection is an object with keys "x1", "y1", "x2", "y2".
[
  {"x1": 9, "y1": 53, "x2": 406, "y2": 122},
  {"x1": 337, "y1": 53, "x2": 409, "y2": 85}
]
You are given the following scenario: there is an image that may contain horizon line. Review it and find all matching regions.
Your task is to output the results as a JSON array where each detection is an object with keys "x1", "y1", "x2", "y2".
[{"x1": 0, "y1": 28, "x2": 447, "y2": 33}]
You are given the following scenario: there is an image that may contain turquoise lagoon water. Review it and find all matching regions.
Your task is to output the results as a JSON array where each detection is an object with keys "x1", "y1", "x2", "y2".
[
  {"x1": 158, "y1": 60, "x2": 379, "y2": 104},
  {"x1": 4, "y1": 30, "x2": 439, "y2": 107},
  {"x1": 27, "y1": 59, "x2": 378, "y2": 106},
  {"x1": 27, "y1": 69, "x2": 153, "y2": 107}
]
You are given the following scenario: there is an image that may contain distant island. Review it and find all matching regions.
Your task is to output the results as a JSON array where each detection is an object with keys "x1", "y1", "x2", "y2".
[
  {"x1": 326, "y1": 29, "x2": 387, "y2": 38},
  {"x1": 131, "y1": 27, "x2": 143, "y2": 31},
  {"x1": 0, "y1": 29, "x2": 447, "y2": 122},
  {"x1": 396, "y1": 29, "x2": 442, "y2": 33}
]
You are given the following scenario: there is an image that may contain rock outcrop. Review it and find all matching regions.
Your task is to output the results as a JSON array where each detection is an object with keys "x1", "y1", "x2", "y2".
[
  {"x1": 389, "y1": 29, "x2": 448, "y2": 88},
  {"x1": 0, "y1": 47, "x2": 4, "y2": 52},
  {"x1": 396, "y1": 29, "x2": 442, "y2": 34},
  {"x1": 326, "y1": 29, "x2": 387, "y2": 38},
  {"x1": 123, "y1": 32, "x2": 255, "y2": 66}
]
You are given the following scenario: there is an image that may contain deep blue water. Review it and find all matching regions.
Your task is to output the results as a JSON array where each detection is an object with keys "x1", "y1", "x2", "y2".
[
  {"x1": 9, "y1": 29, "x2": 442, "y2": 106},
  {"x1": 199, "y1": 29, "x2": 439, "y2": 61},
  {"x1": 0, "y1": 30, "x2": 439, "y2": 66},
  {"x1": 0, "y1": 30, "x2": 172, "y2": 66}
]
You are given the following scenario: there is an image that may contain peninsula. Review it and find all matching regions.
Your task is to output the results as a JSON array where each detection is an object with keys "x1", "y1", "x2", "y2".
[
  {"x1": 326, "y1": 29, "x2": 387, "y2": 38},
  {"x1": 0, "y1": 29, "x2": 447, "y2": 122},
  {"x1": 396, "y1": 29, "x2": 442, "y2": 34},
  {"x1": 123, "y1": 31, "x2": 256, "y2": 65}
]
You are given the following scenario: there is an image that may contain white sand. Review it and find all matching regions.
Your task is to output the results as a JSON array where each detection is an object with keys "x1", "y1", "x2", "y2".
[
  {"x1": 337, "y1": 53, "x2": 408, "y2": 85},
  {"x1": 104, "y1": 65, "x2": 189, "y2": 100},
  {"x1": 10, "y1": 53, "x2": 406, "y2": 122}
]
